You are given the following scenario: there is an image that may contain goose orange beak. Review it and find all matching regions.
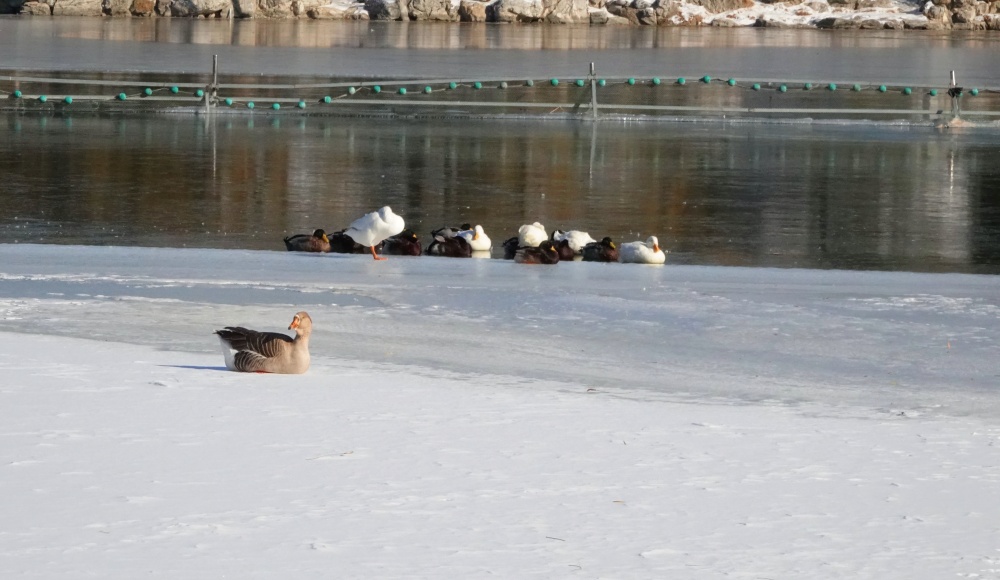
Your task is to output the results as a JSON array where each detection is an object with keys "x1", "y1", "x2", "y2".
[{"x1": 289, "y1": 316, "x2": 301, "y2": 330}]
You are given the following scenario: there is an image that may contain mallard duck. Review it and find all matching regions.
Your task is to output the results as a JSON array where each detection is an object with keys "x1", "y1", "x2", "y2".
[
  {"x1": 457, "y1": 225, "x2": 492, "y2": 252},
  {"x1": 215, "y1": 311, "x2": 312, "y2": 374},
  {"x1": 382, "y1": 229, "x2": 422, "y2": 256},
  {"x1": 501, "y1": 236, "x2": 520, "y2": 260},
  {"x1": 426, "y1": 234, "x2": 473, "y2": 258},
  {"x1": 552, "y1": 230, "x2": 597, "y2": 254},
  {"x1": 517, "y1": 222, "x2": 548, "y2": 248},
  {"x1": 328, "y1": 230, "x2": 372, "y2": 254},
  {"x1": 581, "y1": 237, "x2": 619, "y2": 262},
  {"x1": 431, "y1": 223, "x2": 472, "y2": 239},
  {"x1": 554, "y1": 238, "x2": 576, "y2": 261},
  {"x1": 283, "y1": 229, "x2": 330, "y2": 253},
  {"x1": 618, "y1": 236, "x2": 667, "y2": 264},
  {"x1": 344, "y1": 206, "x2": 406, "y2": 260},
  {"x1": 515, "y1": 239, "x2": 560, "y2": 264}
]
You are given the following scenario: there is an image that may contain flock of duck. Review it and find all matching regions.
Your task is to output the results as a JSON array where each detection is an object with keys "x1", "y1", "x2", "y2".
[
  {"x1": 217, "y1": 206, "x2": 666, "y2": 375},
  {"x1": 282, "y1": 206, "x2": 667, "y2": 265}
]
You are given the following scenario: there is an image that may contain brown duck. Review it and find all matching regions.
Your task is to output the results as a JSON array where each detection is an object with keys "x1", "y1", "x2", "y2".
[{"x1": 215, "y1": 311, "x2": 312, "y2": 374}]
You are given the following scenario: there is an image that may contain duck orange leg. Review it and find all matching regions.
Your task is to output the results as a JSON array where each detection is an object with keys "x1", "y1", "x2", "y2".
[{"x1": 370, "y1": 246, "x2": 387, "y2": 261}]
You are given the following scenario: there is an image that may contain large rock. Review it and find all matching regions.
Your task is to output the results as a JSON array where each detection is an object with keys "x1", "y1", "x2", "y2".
[
  {"x1": 255, "y1": 0, "x2": 293, "y2": 16},
  {"x1": 170, "y1": 0, "x2": 229, "y2": 15},
  {"x1": 131, "y1": 0, "x2": 154, "y2": 14},
  {"x1": 458, "y1": 0, "x2": 486, "y2": 20},
  {"x1": 308, "y1": 2, "x2": 369, "y2": 16},
  {"x1": 985, "y1": 12, "x2": 1000, "y2": 27},
  {"x1": 0, "y1": 0, "x2": 26, "y2": 13},
  {"x1": 52, "y1": 0, "x2": 102, "y2": 14},
  {"x1": 231, "y1": 0, "x2": 254, "y2": 16},
  {"x1": 409, "y1": 0, "x2": 456, "y2": 20},
  {"x1": 544, "y1": 0, "x2": 586, "y2": 21},
  {"x1": 489, "y1": 0, "x2": 545, "y2": 21},
  {"x1": 19, "y1": 0, "x2": 51, "y2": 12},
  {"x1": 693, "y1": 0, "x2": 750, "y2": 12},
  {"x1": 365, "y1": 0, "x2": 403, "y2": 18},
  {"x1": 102, "y1": 0, "x2": 130, "y2": 14}
]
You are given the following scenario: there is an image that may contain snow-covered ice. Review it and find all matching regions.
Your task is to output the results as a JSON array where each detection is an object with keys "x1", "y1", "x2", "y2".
[{"x1": 1, "y1": 243, "x2": 998, "y2": 578}]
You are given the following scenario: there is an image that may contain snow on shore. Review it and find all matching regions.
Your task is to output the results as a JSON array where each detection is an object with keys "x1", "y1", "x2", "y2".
[{"x1": 1, "y1": 243, "x2": 999, "y2": 578}]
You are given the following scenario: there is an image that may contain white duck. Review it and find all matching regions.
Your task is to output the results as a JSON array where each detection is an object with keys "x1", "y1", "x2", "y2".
[
  {"x1": 517, "y1": 222, "x2": 548, "y2": 248},
  {"x1": 618, "y1": 236, "x2": 667, "y2": 264},
  {"x1": 552, "y1": 230, "x2": 597, "y2": 254},
  {"x1": 344, "y1": 206, "x2": 406, "y2": 260},
  {"x1": 457, "y1": 224, "x2": 492, "y2": 252},
  {"x1": 215, "y1": 311, "x2": 312, "y2": 374}
]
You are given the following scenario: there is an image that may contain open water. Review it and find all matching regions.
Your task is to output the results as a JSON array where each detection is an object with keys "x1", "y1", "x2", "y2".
[{"x1": 1, "y1": 18, "x2": 999, "y2": 273}]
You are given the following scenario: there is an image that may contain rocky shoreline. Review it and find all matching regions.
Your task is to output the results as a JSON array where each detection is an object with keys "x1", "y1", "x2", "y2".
[{"x1": 3, "y1": 0, "x2": 999, "y2": 31}]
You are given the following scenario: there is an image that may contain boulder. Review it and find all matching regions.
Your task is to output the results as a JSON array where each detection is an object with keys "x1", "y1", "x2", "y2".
[
  {"x1": 858, "y1": 17, "x2": 882, "y2": 27},
  {"x1": 607, "y1": 3, "x2": 640, "y2": 22},
  {"x1": 256, "y1": 0, "x2": 294, "y2": 16},
  {"x1": 308, "y1": 2, "x2": 369, "y2": 16},
  {"x1": 103, "y1": 0, "x2": 130, "y2": 14},
  {"x1": 365, "y1": 0, "x2": 402, "y2": 18},
  {"x1": 0, "y1": 0, "x2": 26, "y2": 13},
  {"x1": 409, "y1": 0, "x2": 456, "y2": 19},
  {"x1": 693, "y1": 0, "x2": 751, "y2": 12},
  {"x1": 489, "y1": 0, "x2": 544, "y2": 21},
  {"x1": 710, "y1": 16, "x2": 739, "y2": 24},
  {"x1": 155, "y1": 0, "x2": 170, "y2": 13},
  {"x1": 985, "y1": 12, "x2": 1000, "y2": 27},
  {"x1": 544, "y1": 0, "x2": 587, "y2": 21},
  {"x1": 231, "y1": 0, "x2": 254, "y2": 16},
  {"x1": 923, "y1": 2, "x2": 950, "y2": 20},
  {"x1": 131, "y1": 0, "x2": 155, "y2": 13},
  {"x1": 52, "y1": 0, "x2": 102, "y2": 14},
  {"x1": 814, "y1": 15, "x2": 860, "y2": 26},
  {"x1": 19, "y1": 0, "x2": 51, "y2": 12},
  {"x1": 170, "y1": 0, "x2": 229, "y2": 15},
  {"x1": 458, "y1": 0, "x2": 486, "y2": 19},
  {"x1": 882, "y1": 18, "x2": 904, "y2": 27}
]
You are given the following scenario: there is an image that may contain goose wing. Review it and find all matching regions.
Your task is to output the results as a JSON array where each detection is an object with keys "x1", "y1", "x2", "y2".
[{"x1": 216, "y1": 327, "x2": 293, "y2": 357}]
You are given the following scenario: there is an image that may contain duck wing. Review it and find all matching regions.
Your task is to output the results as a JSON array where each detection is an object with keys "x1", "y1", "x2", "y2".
[{"x1": 216, "y1": 327, "x2": 293, "y2": 357}]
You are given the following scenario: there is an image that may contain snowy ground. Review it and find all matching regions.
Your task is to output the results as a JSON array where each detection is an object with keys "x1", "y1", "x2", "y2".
[{"x1": 1, "y1": 243, "x2": 999, "y2": 578}]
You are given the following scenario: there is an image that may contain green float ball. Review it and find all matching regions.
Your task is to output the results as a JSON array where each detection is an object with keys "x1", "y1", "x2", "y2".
[
  {"x1": 225, "y1": 98, "x2": 233, "y2": 106},
  {"x1": 272, "y1": 103, "x2": 280, "y2": 110},
  {"x1": 348, "y1": 87, "x2": 356, "y2": 95},
  {"x1": 652, "y1": 77, "x2": 661, "y2": 85},
  {"x1": 195, "y1": 89, "x2": 204, "y2": 98},
  {"x1": 474, "y1": 82, "x2": 482, "y2": 90},
  {"x1": 971, "y1": 88, "x2": 979, "y2": 96},
  {"x1": 878, "y1": 85, "x2": 887, "y2": 93},
  {"x1": 929, "y1": 89, "x2": 938, "y2": 96},
  {"x1": 550, "y1": 78, "x2": 559, "y2": 86},
  {"x1": 499, "y1": 82, "x2": 507, "y2": 89},
  {"x1": 727, "y1": 78, "x2": 736, "y2": 86},
  {"x1": 525, "y1": 80, "x2": 534, "y2": 87},
  {"x1": 778, "y1": 85, "x2": 787, "y2": 93},
  {"x1": 247, "y1": 102, "x2": 255, "y2": 109},
  {"x1": 170, "y1": 86, "x2": 179, "y2": 94},
  {"x1": 627, "y1": 78, "x2": 636, "y2": 86},
  {"x1": 63, "y1": 96, "x2": 72, "y2": 104},
  {"x1": 424, "y1": 86, "x2": 433, "y2": 93},
  {"x1": 449, "y1": 82, "x2": 457, "y2": 89},
  {"x1": 828, "y1": 83, "x2": 837, "y2": 91},
  {"x1": 12, "y1": 90, "x2": 22, "y2": 98},
  {"x1": 323, "y1": 95, "x2": 332, "y2": 103},
  {"x1": 903, "y1": 87, "x2": 912, "y2": 95},
  {"x1": 676, "y1": 77, "x2": 684, "y2": 85},
  {"x1": 117, "y1": 93, "x2": 127, "y2": 101},
  {"x1": 804, "y1": 83, "x2": 813, "y2": 90},
  {"x1": 144, "y1": 88, "x2": 153, "y2": 96},
  {"x1": 701, "y1": 75, "x2": 711, "y2": 83},
  {"x1": 575, "y1": 79, "x2": 585, "y2": 87},
  {"x1": 297, "y1": 101, "x2": 306, "y2": 109},
  {"x1": 398, "y1": 87, "x2": 407, "y2": 95},
  {"x1": 598, "y1": 79, "x2": 606, "y2": 87},
  {"x1": 373, "y1": 85, "x2": 381, "y2": 94},
  {"x1": 752, "y1": 83, "x2": 760, "y2": 91},
  {"x1": 852, "y1": 84, "x2": 861, "y2": 92},
  {"x1": 38, "y1": 95, "x2": 47, "y2": 103}
]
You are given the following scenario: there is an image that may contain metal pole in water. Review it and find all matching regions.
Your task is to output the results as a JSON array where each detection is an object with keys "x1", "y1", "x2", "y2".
[
  {"x1": 589, "y1": 62, "x2": 598, "y2": 121},
  {"x1": 948, "y1": 70, "x2": 962, "y2": 119}
]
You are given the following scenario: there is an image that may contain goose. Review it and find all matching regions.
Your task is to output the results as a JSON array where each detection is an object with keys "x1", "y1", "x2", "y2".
[
  {"x1": 457, "y1": 225, "x2": 492, "y2": 252},
  {"x1": 215, "y1": 311, "x2": 312, "y2": 374},
  {"x1": 382, "y1": 229, "x2": 422, "y2": 256},
  {"x1": 344, "y1": 206, "x2": 406, "y2": 260},
  {"x1": 426, "y1": 234, "x2": 473, "y2": 258},
  {"x1": 552, "y1": 230, "x2": 597, "y2": 254},
  {"x1": 431, "y1": 223, "x2": 472, "y2": 239},
  {"x1": 618, "y1": 236, "x2": 667, "y2": 264},
  {"x1": 515, "y1": 239, "x2": 560, "y2": 264},
  {"x1": 283, "y1": 229, "x2": 330, "y2": 253},
  {"x1": 517, "y1": 222, "x2": 548, "y2": 248},
  {"x1": 581, "y1": 237, "x2": 619, "y2": 263}
]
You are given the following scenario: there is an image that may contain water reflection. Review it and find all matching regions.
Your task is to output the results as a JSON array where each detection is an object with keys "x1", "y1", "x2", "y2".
[{"x1": 1, "y1": 114, "x2": 997, "y2": 274}]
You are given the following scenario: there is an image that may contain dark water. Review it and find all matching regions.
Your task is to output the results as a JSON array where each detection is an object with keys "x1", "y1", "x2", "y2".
[{"x1": 2, "y1": 113, "x2": 999, "y2": 273}]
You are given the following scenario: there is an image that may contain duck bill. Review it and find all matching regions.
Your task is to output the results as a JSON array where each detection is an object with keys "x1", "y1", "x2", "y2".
[
  {"x1": 289, "y1": 316, "x2": 301, "y2": 330},
  {"x1": 321, "y1": 234, "x2": 329, "y2": 243},
  {"x1": 653, "y1": 243, "x2": 660, "y2": 253}
]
